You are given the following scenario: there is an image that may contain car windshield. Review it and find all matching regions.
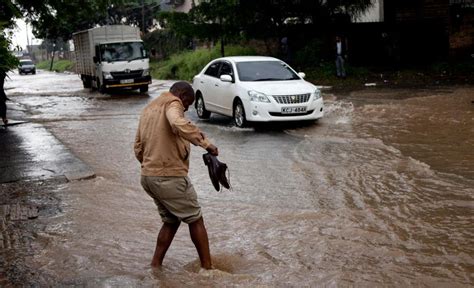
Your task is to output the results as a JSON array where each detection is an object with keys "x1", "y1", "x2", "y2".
[
  {"x1": 20, "y1": 61, "x2": 34, "y2": 66},
  {"x1": 236, "y1": 61, "x2": 300, "y2": 81},
  {"x1": 99, "y1": 42, "x2": 146, "y2": 62}
]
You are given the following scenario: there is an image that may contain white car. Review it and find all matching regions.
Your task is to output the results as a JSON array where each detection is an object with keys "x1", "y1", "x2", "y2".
[{"x1": 192, "y1": 56, "x2": 323, "y2": 127}]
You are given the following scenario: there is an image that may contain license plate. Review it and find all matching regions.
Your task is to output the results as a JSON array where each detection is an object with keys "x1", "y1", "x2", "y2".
[
  {"x1": 120, "y1": 79, "x2": 134, "y2": 84},
  {"x1": 281, "y1": 106, "x2": 307, "y2": 114}
]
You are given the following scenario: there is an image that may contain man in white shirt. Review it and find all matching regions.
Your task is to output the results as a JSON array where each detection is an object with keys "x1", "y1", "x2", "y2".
[{"x1": 335, "y1": 36, "x2": 347, "y2": 78}]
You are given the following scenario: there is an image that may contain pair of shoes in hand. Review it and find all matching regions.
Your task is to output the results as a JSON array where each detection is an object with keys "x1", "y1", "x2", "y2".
[{"x1": 202, "y1": 153, "x2": 230, "y2": 191}]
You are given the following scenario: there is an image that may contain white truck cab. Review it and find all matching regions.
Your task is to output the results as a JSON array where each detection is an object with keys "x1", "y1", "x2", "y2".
[{"x1": 73, "y1": 25, "x2": 151, "y2": 93}]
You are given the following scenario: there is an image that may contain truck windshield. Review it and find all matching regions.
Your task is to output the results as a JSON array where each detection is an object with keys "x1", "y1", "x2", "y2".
[{"x1": 99, "y1": 42, "x2": 147, "y2": 62}]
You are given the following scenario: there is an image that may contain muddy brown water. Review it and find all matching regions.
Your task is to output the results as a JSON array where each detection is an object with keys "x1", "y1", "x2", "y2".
[{"x1": 3, "y1": 71, "x2": 474, "y2": 286}]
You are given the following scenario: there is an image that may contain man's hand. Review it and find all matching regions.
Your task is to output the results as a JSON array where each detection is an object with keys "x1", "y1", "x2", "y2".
[{"x1": 206, "y1": 144, "x2": 219, "y2": 156}]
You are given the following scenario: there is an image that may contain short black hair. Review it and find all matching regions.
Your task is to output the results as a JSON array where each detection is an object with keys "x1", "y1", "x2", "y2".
[{"x1": 170, "y1": 81, "x2": 194, "y2": 100}]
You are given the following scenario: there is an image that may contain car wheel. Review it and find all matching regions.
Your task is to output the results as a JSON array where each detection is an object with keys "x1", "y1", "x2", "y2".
[
  {"x1": 196, "y1": 94, "x2": 211, "y2": 119},
  {"x1": 233, "y1": 99, "x2": 247, "y2": 128}
]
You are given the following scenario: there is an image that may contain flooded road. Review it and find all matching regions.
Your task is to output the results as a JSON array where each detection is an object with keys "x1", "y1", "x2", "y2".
[{"x1": 3, "y1": 70, "x2": 474, "y2": 286}]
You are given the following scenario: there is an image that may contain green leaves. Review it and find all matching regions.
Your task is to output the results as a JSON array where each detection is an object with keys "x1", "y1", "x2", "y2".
[{"x1": 0, "y1": 31, "x2": 19, "y2": 77}]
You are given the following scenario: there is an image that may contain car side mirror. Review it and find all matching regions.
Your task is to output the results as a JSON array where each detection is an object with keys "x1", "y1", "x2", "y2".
[
  {"x1": 220, "y1": 74, "x2": 233, "y2": 83},
  {"x1": 298, "y1": 72, "x2": 306, "y2": 79},
  {"x1": 93, "y1": 56, "x2": 99, "y2": 63}
]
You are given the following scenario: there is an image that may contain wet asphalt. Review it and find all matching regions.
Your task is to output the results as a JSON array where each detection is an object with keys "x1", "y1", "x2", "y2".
[
  {"x1": 0, "y1": 121, "x2": 94, "y2": 183},
  {"x1": 1, "y1": 70, "x2": 473, "y2": 286}
]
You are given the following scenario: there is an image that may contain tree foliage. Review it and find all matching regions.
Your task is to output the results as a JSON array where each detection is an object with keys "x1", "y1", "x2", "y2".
[
  {"x1": 1, "y1": 0, "x2": 160, "y2": 76},
  {"x1": 107, "y1": 1, "x2": 160, "y2": 33},
  {"x1": 0, "y1": 32, "x2": 18, "y2": 78},
  {"x1": 29, "y1": 0, "x2": 157, "y2": 41},
  {"x1": 158, "y1": 0, "x2": 374, "y2": 56},
  {"x1": 0, "y1": 0, "x2": 23, "y2": 77}
]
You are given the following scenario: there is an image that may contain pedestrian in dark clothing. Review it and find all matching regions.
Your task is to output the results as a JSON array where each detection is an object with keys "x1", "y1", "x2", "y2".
[
  {"x1": 335, "y1": 35, "x2": 348, "y2": 78},
  {"x1": 281, "y1": 36, "x2": 291, "y2": 64},
  {"x1": 0, "y1": 74, "x2": 8, "y2": 125}
]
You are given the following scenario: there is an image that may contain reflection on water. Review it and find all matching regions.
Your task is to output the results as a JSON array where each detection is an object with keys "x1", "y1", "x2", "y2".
[{"x1": 5, "y1": 76, "x2": 474, "y2": 286}]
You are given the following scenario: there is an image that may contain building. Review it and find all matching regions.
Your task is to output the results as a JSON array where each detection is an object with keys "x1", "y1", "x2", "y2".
[{"x1": 350, "y1": 0, "x2": 473, "y2": 65}]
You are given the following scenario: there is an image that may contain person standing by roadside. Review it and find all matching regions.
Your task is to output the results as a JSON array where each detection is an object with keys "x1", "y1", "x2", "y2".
[
  {"x1": 1, "y1": 74, "x2": 8, "y2": 126},
  {"x1": 134, "y1": 81, "x2": 218, "y2": 270},
  {"x1": 335, "y1": 35, "x2": 348, "y2": 79}
]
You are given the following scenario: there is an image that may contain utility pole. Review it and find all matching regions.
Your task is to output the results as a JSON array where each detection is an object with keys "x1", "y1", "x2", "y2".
[
  {"x1": 50, "y1": 41, "x2": 56, "y2": 71},
  {"x1": 106, "y1": 0, "x2": 110, "y2": 24},
  {"x1": 25, "y1": 21, "x2": 30, "y2": 54},
  {"x1": 141, "y1": 0, "x2": 145, "y2": 34}
]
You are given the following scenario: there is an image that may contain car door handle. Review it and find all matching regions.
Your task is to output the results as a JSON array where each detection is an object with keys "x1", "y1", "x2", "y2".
[
  {"x1": 215, "y1": 84, "x2": 219, "y2": 87},
  {"x1": 200, "y1": 81, "x2": 204, "y2": 84}
]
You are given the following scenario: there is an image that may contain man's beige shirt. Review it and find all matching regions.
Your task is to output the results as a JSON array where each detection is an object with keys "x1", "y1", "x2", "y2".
[{"x1": 134, "y1": 92, "x2": 211, "y2": 176}]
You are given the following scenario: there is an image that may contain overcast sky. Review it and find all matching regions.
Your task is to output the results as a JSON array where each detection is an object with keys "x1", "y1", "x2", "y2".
[{"x1": 10, "y1": 19, "x2": 42, "y2": 50}]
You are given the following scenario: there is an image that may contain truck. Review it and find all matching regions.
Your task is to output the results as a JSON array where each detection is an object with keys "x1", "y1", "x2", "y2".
[{"x1": 73, "y1": 25, "x2": 151, "y2": 93}]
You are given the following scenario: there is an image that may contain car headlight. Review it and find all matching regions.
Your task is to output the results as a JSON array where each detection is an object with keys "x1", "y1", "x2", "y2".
[
  {"x1": 313, "y1": 89, "x2": 321, "y2": 101},
  {"x1": 103, "y1": 72, "x2": 113, "y2": 80},
  {"x1": 248, "y1": 90, "x2": 270, "y2": 103},
  {"x1": 142, "y1": 69, "x2": 150, "y2": 77}
]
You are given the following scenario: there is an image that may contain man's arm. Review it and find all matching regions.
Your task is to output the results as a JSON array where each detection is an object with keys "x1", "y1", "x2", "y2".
[
  {"x1": 134, "y1": 121, "x2": 143, "y2": 163},
  {"x1": 166, "y1": 101, "x2": 218, "y2": 155}
]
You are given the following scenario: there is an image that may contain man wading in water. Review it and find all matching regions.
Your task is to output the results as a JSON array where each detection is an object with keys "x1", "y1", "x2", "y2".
[{"x1": 134, "y1": 81, "x2": 218, "y2": 270}]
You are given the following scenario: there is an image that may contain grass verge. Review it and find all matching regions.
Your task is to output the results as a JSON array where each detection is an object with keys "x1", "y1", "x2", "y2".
[
  {"x1": 150, "y1": 45, "x2": 257, "y2": 81},
  {"x1": 36, "y1": 60, "x2": 75, "y2": 73}
]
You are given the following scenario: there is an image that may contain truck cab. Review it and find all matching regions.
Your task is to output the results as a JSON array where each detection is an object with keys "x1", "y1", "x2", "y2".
[
  {"x1": 73, "y1": 25, "x2": 152, "y2": 94},
  {"x1": 94, "y1": 40, "x2": 151, "y2": 92}
]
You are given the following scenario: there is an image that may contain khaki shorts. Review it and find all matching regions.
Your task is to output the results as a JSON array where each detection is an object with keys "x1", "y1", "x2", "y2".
[{"x1": 141, "y1": 175, "x2": 202, "y2": 224}]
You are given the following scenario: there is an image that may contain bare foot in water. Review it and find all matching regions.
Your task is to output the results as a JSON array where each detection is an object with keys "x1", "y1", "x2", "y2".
[{"x1": 2, "y1": 118, "x2": 7, "y2": 126}]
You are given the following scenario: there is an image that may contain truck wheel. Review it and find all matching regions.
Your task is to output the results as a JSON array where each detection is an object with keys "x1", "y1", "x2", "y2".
[
  {"x1": 139, "y1": 85, "x2": 148, "y2": 93},
  {"x1": 97, "y1": 78, "x2": 107, "y2": 93},
  {"x1": 82, "y1": 77, "x2": 92, "y2": 88}
]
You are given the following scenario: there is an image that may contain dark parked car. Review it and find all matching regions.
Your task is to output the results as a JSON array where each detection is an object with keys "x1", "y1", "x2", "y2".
[{"x1": 18, "y1": 59, "x2": 36, "y2": 75}]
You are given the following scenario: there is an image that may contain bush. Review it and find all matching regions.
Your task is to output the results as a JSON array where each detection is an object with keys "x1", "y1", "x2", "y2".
[
  {"x1": 304, "y1": 61, "x2": 370, "y2": 86},
  {"x1": 293, "y1": 38, "x2": 325, "y2": 69},
  {"x1": 37, "y1": 60, "x2": 74, "y2": 72},
  {"x1": 150, "y1": 44, "x2": 257, "y2": 81},
  {"x1": 143, "y1": 29, "x2": 190, "y2": 60}
]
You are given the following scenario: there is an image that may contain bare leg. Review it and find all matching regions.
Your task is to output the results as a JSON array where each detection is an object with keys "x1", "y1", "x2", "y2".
[
  {"x1": 151, "y1": 221, "x2": 180, "y2": 267},
  {"x1": 189, "y1": 217, "x2": 212, "y2": 269}
]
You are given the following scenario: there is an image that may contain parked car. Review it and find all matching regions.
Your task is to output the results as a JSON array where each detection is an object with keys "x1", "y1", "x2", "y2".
[
  {"x1": 18, "y1": 59, "x2": 36, "y2": 75},
  {"x1": 192, "y1": 56, "x2": 324, "y2": 127}
]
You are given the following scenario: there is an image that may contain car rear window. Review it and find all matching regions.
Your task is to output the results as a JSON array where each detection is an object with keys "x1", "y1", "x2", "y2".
[{"x1": 236, "y1": 61, "x2": 300, "y2": 81}]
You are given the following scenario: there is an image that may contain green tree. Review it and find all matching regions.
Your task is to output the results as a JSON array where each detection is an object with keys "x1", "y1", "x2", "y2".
[
  {"x1": 107, "y1": 0, "x2": 160, "y2": 34},
  {"x1": 1, "y1": 0, "x2": 24, "y2": 121},
  {"x1": 2, "y1": 0, "x2": 156, "y2": 72},
  {"x1": 189, "y1": 0, "x2": 240, "y2": 56},
  {"x1": 0, "y1": 0, "x2": 152, "y2": 111},
  {"x1": 158, "y1": 0, "x2": 241, "y2": 57},
  {"x1": 158, "y1": 0, "x2": 373, "y2": 57}
]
